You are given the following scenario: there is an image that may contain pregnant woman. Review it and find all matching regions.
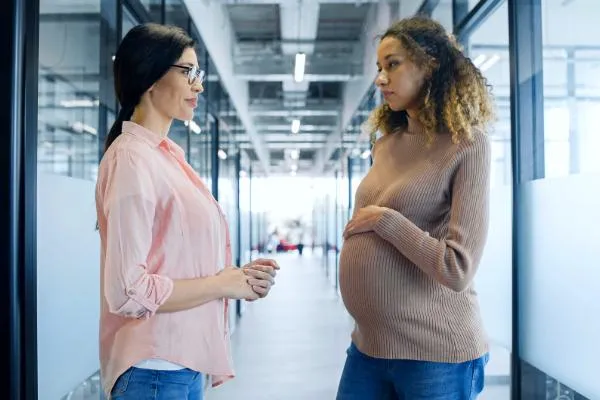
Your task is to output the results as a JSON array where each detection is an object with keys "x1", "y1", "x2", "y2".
[{"x1": 337, "y1": 16, "x2": 495, "y2": 400}]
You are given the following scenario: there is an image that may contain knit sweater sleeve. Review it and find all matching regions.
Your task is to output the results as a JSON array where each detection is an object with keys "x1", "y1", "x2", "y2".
[{"x1": 373, "y1": 133, "x2": 491, "y2": 292}]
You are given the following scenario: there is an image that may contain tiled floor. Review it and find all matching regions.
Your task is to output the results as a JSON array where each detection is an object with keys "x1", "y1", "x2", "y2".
[{"x1": 207, "y1": 251, "x2": 510, "y2": 400}]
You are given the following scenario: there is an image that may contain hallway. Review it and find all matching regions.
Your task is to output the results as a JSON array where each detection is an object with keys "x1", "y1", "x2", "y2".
[{"x1": 206, "y1": 252, "x2": 354, "y2": 400}]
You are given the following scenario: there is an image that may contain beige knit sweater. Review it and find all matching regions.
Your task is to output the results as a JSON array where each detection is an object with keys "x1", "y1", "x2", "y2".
[{"x1": 339, "y1": 117, "x2": 490, "y2": 363}]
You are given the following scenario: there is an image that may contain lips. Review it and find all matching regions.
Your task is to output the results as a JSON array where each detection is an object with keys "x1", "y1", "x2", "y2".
[
  {"x1": 186, "y1": 98, "x2": 198, "y2": 108},
  {"x1": 382, "y1": 91, "x2": 394, "y2": 98}
]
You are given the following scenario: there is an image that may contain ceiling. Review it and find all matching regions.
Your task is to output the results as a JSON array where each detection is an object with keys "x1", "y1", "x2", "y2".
[{"x1": 218, "y1": 0, "x2": 375, "y2": 175}]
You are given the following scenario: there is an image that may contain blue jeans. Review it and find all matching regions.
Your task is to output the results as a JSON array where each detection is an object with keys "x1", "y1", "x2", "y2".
[
  {"x1": 336, "y1": 343, "x2": 488, "y2": 400},
  {"x1": 110, "y1": 367, "x2": 203, "y2": 400}
]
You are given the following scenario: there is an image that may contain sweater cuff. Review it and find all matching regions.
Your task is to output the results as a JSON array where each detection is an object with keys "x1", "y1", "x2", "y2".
[{"x1": 373, "y1": 208, "x2": 435, "y2": 267}]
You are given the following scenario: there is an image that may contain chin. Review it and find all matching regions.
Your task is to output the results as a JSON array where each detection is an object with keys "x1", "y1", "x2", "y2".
[
  {"x1": 386, "y1": 102, "x2": 405, "y2": 112},
  {"x1": 174, "y1": 110, "x2": 194, "y2": 122}
]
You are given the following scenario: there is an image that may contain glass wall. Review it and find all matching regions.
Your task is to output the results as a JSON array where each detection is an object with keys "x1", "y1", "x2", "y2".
[
  {"x1": 517, "y1": 0, "x2": 599, "y2": 399},
  {"x1": 431, "y1": 0, "x2": 597, "y2": 399},
  {"x1": 35, "y1": 0, "x2": 245, "y2": 398},
  {"x1": 38, "y1": 0, "x2": 104, "y2": 181}
]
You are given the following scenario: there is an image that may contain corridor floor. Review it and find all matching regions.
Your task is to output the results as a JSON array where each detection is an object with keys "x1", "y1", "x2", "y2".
[{"x1": 206, "y1": 252, "x2": 354, "y2": 400}]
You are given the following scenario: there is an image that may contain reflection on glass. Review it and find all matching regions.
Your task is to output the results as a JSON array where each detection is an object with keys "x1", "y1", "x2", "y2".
[
  {"x1": 542, "y1": 0, "x2": 600, "y2": 177},
  {"x1": 38, "y1": 0, "x2": 102, "y2": 181}
]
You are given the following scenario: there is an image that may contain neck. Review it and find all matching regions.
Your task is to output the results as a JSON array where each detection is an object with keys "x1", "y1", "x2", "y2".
[
  {"x1": 130, "y1": 106, "x2": 172, "y2": 138},
  {"x1": 405, "y1": 112, "x2": 425, "y2": 135}
]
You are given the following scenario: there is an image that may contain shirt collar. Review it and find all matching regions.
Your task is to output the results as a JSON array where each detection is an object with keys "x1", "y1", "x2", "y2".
[{"x1": 122, "y1": 121, "x2": 186, "y2": 158}]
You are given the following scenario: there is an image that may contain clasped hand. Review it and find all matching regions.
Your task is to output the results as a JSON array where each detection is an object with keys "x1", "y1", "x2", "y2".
[
  {"x1": 242, "y1": 258, "x2": 279, "y2": 300},
  {"x1": 343, "y1": 205, "x2": 387, "y2": 240}
]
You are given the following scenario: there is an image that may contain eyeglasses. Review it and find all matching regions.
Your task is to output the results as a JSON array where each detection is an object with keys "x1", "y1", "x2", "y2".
[{"x1": 171, "y1": 64, "x2": 205, "y2": 86}]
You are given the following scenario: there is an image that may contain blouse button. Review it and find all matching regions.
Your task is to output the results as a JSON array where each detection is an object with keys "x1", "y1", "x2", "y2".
[{"x1": 127, "y1": 288, "x2": 136, "y2": 296}]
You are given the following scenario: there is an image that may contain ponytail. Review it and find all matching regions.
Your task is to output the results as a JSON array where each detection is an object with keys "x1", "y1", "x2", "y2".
[{"x1": 103, "y1": 103, "x2": 136, "y2": 154}]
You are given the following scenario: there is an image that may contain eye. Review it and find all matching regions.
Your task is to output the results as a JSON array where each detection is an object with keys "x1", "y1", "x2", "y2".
[{"x1": 388, "y1": 60, "x2": 399, "y2": 69}]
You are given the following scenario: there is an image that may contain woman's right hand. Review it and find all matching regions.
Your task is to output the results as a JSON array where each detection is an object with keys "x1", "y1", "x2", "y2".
[{"x1": 217, "y1": 266, "x2": 259, "y2": 301}]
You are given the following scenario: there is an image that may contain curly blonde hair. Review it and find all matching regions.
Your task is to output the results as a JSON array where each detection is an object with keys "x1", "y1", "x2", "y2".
[{"x1": 368, "y1": 16, "x2": 495, "y2": 145}]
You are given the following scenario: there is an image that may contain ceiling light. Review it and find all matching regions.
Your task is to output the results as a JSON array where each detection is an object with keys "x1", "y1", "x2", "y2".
[
  {"x1": 472, "y1": 54, "x2": 487, "y2": 68},
  {"x1": 290, "y1": 164, "x2": 298, "y2": 172},
  {"x1": 70, "y1": 122, "x2": 97, "y2": 135},
  {"x1": 217, "y1": 149, "x2": 228, "y2": 160},
  {"x1": 60, "y1": 99, "x2": 99, "y2": 108},
  {"x1": 360, "y1": 149, "x2": 371, "y2": 159},
  {"x1": 290, "y1": 149, "x2": 300, "y2": 160},
  {"x1": 480, "y1": 54, "x2": 500, "y2": 72},
  {"x1": 187, "y1": 120, "x2": 201, "y2": 134},
  {"x1": 291, "y1": 119, "x2": 300, "y2": 134},
  {"x1": 294, "y1": 53, "x2": 306, "y2": 83}
]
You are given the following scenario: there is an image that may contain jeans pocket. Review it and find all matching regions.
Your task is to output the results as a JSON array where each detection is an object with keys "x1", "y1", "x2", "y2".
[
  {"x1": 469, "y1": 354, "x2": 489, "y2": 399},
  {"x1": 111, "y1": 368, "x2": 133, "y2": 397}
]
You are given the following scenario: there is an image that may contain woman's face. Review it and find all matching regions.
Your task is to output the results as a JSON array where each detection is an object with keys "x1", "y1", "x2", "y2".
[
  {"x1": 375, "y1": 37, "x2": 427, "y2": 113},
  {"x1": 148, "y1": 47, "x2": 203, "y2": 122}
]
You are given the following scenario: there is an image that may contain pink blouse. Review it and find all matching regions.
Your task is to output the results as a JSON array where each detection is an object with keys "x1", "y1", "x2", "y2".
[{"x1": 95, "y1": 121, "x2": 234, "y2": 396}]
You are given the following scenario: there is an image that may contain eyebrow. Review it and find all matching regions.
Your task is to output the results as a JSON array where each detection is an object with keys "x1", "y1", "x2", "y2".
[
  {"x1": 385, "y1": 53, "x2": 401, "y2": 60},
  {"x1": 179, "y1": 62, "x2": 198, "y2": 67}
]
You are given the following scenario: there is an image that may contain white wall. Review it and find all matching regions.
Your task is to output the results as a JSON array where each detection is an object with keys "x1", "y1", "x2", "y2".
[
  {"x1": 519, "y1": 175, "x2": 600, "y2": 400},
  {"x1": 37, "y1": 173, "x2": 100, "y2": 400}
]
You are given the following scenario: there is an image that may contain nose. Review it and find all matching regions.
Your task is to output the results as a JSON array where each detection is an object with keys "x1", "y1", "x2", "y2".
[
  {"x1": 192, "y1": 81, "x2": 203, "y2": 94},
  {"x1": 375, "y1": 70, "x2": 388, "y2": 88}
]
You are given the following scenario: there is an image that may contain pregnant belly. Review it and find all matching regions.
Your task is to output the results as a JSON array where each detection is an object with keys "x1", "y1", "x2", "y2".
[{"x1": 339, "y1": 232, "x2": 405, "y2": 324}]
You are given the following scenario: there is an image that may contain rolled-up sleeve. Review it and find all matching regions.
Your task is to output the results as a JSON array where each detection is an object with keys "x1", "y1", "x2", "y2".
[{"x1": 101, "y1": 149, "x2": 173, "y2": 318}]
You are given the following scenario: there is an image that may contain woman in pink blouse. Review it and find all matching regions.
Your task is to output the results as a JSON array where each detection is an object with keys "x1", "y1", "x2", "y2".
[{"x1": 95, "y1": 23, "x2": 278, "y2": 399}]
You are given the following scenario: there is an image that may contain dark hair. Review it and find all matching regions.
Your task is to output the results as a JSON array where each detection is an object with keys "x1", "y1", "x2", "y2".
[
  {"x1": 368, "y1": 16, "x2": 495, "y2": 145},
  {"x1": 105, "y1": 23, "x2": 195, "y2": 153}
]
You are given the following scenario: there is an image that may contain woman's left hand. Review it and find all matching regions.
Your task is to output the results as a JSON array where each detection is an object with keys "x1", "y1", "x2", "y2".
[{"x1": 343, "y1": 205, "x2": 388, "y2": 239}]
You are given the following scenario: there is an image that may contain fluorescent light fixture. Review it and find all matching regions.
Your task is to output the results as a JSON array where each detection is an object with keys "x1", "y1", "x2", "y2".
[
  {"x1": 290, "y1": 149, "x2": 300, "y2": 160},
  {"x1": 294, "y1": 53, "x2": 306, "y2": 83},
  {"x1": 360, "y1": 149, "x2": 371, "y2": 159},
  {"x1": 472, "y1": 54, "x2": 487, "y2": 68},
  {"x1": 70, "y1": 122, "x2": 97, "y2": 135},
  {"x1": 60, "y1": 99, "x2": 99, "y2": 108},
  {"x1": 217, "y1": 149, "x2": 228, "y2": 160},
  {"x1": 480, "y1": 54, "x2": 500, "y2": 72},
  {"x1": 291, "y1": 119, "x2": 300, "y2": 134},
  {"x1": 188, "y1": 120, "x2": 201, "y2": 134}
]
